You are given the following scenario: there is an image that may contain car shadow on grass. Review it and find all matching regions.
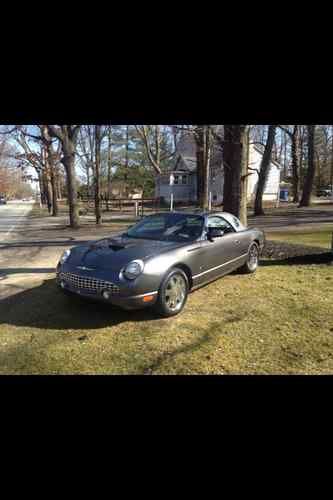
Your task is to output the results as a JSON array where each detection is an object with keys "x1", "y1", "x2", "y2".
[
  {"x1": 0, "y1": 278, "x2": 161, "y2": 331},
  {"x1": 0, "y1": 239, "x2": 91, "y2": 249},
  {"x1": 0, "y1": 268, "x2": 56, "y2": 277}
]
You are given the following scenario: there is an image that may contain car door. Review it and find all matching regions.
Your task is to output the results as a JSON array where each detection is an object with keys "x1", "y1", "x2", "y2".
[{"x1": 194, "y1": 215, "x2": 241, "y2": 285}]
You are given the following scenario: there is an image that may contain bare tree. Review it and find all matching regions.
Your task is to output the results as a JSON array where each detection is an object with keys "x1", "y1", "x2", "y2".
[
  {"x1": 40, "y1": 126, "x2": 60, "y2": 216},
  {"x1": 279, "y1": 125, "x2": 302, "y2": 203},
  {"x1": 47, "y1": 126, "x2": 81, "y2": 228},
  {"x1": 94, "y1": 125, "x2": 102, "y2": 225},
  {"x1": 77, "y1": 126, "x2": 94, "y2": 195},
  {"x1": 331, "y1": 125, "x2": 333, "y2": 189},
  {"x1": 222, "y1": 125, "x2": 248, "y2": 221},
  {"x1": 135, "y1": 126, "x2": 177, "y2": 176},
  {"x1": 240, "y1": 126, "x2": 250, "y2": 226},
  {"x1": 13, "y1": 130, "x2": 51, "y2": 207},
  {"x1": 254, "y1": 125, "x2": 277, "y2": 216},
  {"x1": 107, "y1": 126, "x2": 112, "y2": 202},
  {"x1": 135, "y1": 125, "x2": 163, "y2": 175},
  {"x1": 11, "y1": 126, "x2": 63, "y2": 215},
  {"x1": 299, "y1": 125, "x2": 316, "y2": 207},
  {"x1": 194, "y1": 126, "x2": 213, "y2": 210}
]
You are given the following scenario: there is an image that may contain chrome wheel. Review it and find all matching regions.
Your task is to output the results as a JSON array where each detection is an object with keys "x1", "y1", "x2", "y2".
[
  {"x1": 164, "y1": 274, "x2": 187, "y2": 313},
  {"x1": 248, "y1": 244, "x2": 259, "y2": 271}
]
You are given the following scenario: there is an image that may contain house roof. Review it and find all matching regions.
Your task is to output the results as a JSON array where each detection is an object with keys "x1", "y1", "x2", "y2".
[
  {"x1": 252, "y1": 144, "x2": 282, "y2": 169},
  {"x1": 167, "y1": 131, "x2": 284, "y2": 175},
  {"x1": 177, "y1": 156, "x2": 197, "y2": 172}
]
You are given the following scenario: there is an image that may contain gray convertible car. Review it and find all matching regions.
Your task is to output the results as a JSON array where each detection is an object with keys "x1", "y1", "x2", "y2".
[{"x1": 56, "y1": 211, "x2": 265, "y2": 317}]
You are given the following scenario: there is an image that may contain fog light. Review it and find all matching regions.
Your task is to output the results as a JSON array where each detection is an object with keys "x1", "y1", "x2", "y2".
[
  {"x1": 60, "y1": 281, "x2": 65, "y2": 289},
  {"x1": 102, "y1": 290, "x2": 111, "y2": 300}
]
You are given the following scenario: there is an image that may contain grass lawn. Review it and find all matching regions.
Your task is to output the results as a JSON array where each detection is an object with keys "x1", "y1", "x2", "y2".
[
  {"x1": 0, "y1": 261, "x2": 332, "y2": 374},
  {"x1": 266, "y1": 228, "x2": 333, "y2": 249}
]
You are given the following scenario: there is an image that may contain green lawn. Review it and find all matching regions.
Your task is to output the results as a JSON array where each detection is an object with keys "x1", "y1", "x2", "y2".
[
  {"x1": 266, "y1": 228, "x2": 333, "y2": 249},
  {"x1": 0, "y1": 261, "x2": 332, "y2": 374}
]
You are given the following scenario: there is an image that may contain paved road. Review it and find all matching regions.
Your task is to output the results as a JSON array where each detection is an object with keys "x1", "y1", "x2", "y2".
[
  {"x1": 248, "y1": 208, "x2": 333, "y2": 232},
  {"x1": 0, "y1": 202, "x2": 47, "y2": 300},
  {"x1": 0, "y1": 201, "x2": 34, "y2": 239}
]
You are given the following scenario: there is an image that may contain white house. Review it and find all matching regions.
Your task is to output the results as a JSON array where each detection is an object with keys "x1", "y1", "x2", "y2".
[{"x1": 155, "y1": 133, "x2": 281, "y2": 205}]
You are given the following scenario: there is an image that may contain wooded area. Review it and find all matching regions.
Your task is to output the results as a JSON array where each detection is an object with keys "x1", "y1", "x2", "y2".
[{"x1": 1, "y1": 125, "x2": 332, "y2": 227}]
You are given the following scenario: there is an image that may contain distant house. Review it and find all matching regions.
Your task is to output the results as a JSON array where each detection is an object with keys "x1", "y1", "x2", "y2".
[
  {"x1": 128, "y1": 189, "x2": 143, "y2": 199},
  {"x1": 155, "y1": 133, "x2": 281, "y2": 205},
  {"x1": 247, "y1": 144, "x2": 281, "y2": 202}
]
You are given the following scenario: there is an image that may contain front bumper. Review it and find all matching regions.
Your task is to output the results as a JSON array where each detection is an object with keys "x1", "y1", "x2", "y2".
[{"x1": 56, "y1": 268, "x2": 158, "y2": 310}]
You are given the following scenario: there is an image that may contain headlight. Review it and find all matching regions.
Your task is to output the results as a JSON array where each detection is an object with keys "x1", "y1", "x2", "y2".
[
  {"x1": 123, "y1": 259, "x2": 144, "y2": 280},
  {"x1": 59, "y1": 249, "x2": 71, "y2": 265}
]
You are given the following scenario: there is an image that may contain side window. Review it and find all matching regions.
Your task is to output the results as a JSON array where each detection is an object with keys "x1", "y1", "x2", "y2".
[
  {"x1": 231, "y1": 215, "x2": 240, "y2": 228},
  {"x1": 207, "y1": 216, "x2": 235, "y2": 234}
]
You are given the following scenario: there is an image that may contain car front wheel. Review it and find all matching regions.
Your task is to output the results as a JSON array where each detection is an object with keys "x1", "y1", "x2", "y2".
[
  {"x1": 240, "y1": 242, "x2": 259, "y2": 274},
  {"x1": 155, "y1": 268, "x2": 189, "y2": 317}
]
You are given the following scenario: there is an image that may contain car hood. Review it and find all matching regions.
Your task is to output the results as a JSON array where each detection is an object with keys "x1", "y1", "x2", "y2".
[{"x1": 68, "y1": 234, "x2": 185, "y2": 271}]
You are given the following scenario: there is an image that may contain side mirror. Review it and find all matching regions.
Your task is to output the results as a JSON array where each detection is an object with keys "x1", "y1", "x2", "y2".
[{"x1": 208, "y1": 228, "x2": 224, "y2": 241}]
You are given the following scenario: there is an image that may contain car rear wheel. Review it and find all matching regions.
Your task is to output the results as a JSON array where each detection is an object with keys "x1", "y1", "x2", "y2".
[
  {"x1": 240, "y1": 242, "x2": 259, "y2": 274},
  {"x1": 155, "y1": 268, "x2": 189, "y2": 317}
]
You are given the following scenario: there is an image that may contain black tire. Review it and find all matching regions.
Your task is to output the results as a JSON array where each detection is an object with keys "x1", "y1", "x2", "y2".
[
  {"x1": 239, "y1": 242, "x2": 259, "y2": 274},
  {"x1": 155, "y1": 267, "x2": 189, "y2": 318}
]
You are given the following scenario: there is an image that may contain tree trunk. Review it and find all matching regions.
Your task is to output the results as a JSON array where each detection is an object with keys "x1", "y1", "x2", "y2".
[
  {"x1": 254, "y1": 125, "x2": 277, "y2": 216},
  {"x1": 124, "y1": 125, "x2": 129, "y2": 197},
  {"x1": 42, "y1": 159, "x2": 52, "y2": 212},
  {"x1": 62, "y1": 140, "x2": 80, "y2": 228},
  {"x1": 196, "y1": 136, "x2": 203, "y2": 204},
  {"x1": 283, "y1": 132, "x2": 288, "y2": 179},
  {"x1": 291, "y1": 125, "x2": 300, "y2": 203},
  {"x1": 57, "y1": 175, "x2": 62, "y2": 200},
  {"x1": 195, "y1": 126, "x2": 211, "y2": 209},
  {"x1": 299, "y1": 125, "x2": 316, "y2": 207},
  {"x1": 107, "y1": 126, "x2": 112, "y2": 203},
  {"x1": 94, "y1": 125, "x2": 102, "y2": 225},
  {"x1": 47, "y1": 145, "x2": 59, "y2": 217},
  {"x1": 204, "y1": 126, "x2": 211, "y2": 210},
  {"x1": 240, "y1": 127, "x2": 250, "y2": 225},
  {"x1": 47, "y1": 125, "x2": 81, "y2": 228},
  {"x1": 37, "y1": 170, "x2": 43, "y2": 204},
  {"x1": 331, "y1": 125, "x2": 333, "y2": 189},
  {"x1": 223, "y1": 125, "x2": 246, "y2": 218},
  {"x1": 86, "y1": 165, "x2": 90, "y2": 196}
]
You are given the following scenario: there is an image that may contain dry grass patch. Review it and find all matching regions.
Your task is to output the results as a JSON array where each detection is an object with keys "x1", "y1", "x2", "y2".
[
  {"x1": 0, "y1": 260, "x2": 332, "y2": 374},
  {"x1": 266, "y1": 228, "x2": 332, "y2": 249}
]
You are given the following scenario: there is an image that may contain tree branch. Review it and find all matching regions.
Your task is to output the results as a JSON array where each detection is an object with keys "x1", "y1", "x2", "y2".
[{"x1": 47, "y1": 125, "x2": 64, "y2": 141}]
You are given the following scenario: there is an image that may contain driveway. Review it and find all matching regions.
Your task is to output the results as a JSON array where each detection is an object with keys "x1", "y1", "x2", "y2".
[
  {"x1": 248, "y1": 206, "x2": 333, "y2": 232},
  {"x1": 0, "y1": 202, "x2": 62, "y2": 300},
  {"x1": 1, "y1": 201, "x2": 332, "y2": 301},
  {"x1": 0, "y1": 201, "x2": 34, "y2": 238},
  {"x1": 0, "y1": 202, "x2": 127, "y2": 301}
]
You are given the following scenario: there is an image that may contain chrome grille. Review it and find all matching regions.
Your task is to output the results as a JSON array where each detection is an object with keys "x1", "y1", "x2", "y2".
[{"x1": 59, "y1": 272, "x2": 120, "y2": 294}]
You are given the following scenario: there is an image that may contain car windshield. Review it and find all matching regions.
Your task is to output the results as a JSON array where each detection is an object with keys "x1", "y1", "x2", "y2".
[{"x1": 125, "y1": 213, "x2": 204, "y2": 242}]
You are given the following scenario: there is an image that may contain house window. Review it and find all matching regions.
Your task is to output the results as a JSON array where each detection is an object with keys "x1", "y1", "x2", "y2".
[{"x1": 173, "y1": 175, "x2": 187, "y2": 185}]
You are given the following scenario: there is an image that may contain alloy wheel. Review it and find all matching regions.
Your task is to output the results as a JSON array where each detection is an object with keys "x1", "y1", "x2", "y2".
[{"x1": 164, "y1": 274, "x2": 187, "y2": 313}]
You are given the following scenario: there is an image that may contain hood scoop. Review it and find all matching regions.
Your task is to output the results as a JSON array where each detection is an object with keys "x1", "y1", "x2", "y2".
[{"x1": 108, "y1": 243, "x2": 126, "y2": 251}]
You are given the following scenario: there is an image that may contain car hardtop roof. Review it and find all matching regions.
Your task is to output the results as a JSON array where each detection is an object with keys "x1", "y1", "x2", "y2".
[
  {"x1": 151, "y1": 210, "x2": 246, "y2": 231},
  {"x1": 152, "y1": 210, "x2": 237, "y2": 218}
]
